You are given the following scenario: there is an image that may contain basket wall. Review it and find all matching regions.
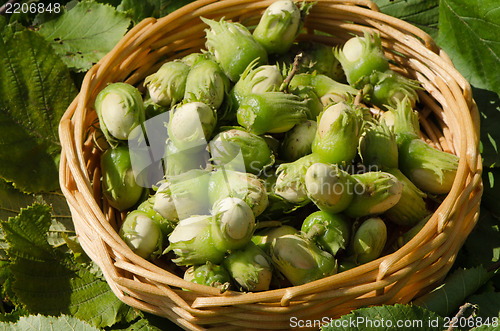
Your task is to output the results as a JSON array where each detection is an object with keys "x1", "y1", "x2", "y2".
[{"x1": 58, "y1": 0, "x2": 483, "y2": 329}]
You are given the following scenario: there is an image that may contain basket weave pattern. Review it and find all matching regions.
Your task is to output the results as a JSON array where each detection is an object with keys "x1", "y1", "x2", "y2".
[{"x1": 59, "y1": 0, "x2": 482, "y2": 329}]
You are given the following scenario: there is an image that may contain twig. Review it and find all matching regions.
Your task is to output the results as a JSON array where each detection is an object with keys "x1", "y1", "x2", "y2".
[
  {"x1": 354, "y1": 89, "x2": 364, "y2": 106},
  {"x1": 486, "y1": 259, "x2": 500, "y2": 272},
  {"x1": 0, "y1": 0, "x2": 17, "y2": 15},
  {"x1": 280, "y1": 52, "x2": 303, "y2": 92},
  {"x1": 447, "y1": 303, "x2": 476, "y2": 331}
]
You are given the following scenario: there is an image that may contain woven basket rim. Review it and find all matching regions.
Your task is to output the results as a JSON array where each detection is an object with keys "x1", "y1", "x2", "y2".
[{"x1": 58, "y1": 0, "x2": 483, "y2": 329}]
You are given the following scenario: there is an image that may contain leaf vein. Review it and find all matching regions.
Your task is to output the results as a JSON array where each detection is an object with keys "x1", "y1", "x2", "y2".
[{"x1": 28, "y1": 34, "x2": 56, "y2": 142}]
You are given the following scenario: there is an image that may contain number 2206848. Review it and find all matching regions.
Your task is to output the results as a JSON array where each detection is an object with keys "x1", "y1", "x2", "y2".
[
  {"x1": 443, "y1": 316, "x2": 499, "y2": 329},
  {"x1": 4, "y1": 2, "x2": 61, "y2": 14}
]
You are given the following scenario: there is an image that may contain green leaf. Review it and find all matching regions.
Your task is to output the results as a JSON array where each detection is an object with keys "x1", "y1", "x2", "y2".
[
  {"x1": 468, "y1": 292, "x2": 500, "y2": 320},
  {"x1": 473, "y1": 326, "x2": 500, "y2": 331},
  {"x1": 455, "y1": 208, "x2": 500, "y2": 269},
  {"x1": 117, "y1": 0, "x2": 195, "y2": 22},
  {"x1": 437, "y1": 0, "x2": 500, "y2": 97},
  {"x1": 96, "y1": 0, "x2": 123, "y2": 7},
  {"x1": 0, "y1": 25, "x2": 77, "y2": 193},
  {"x1": 476, "y1": 87, "x2": 500, "y2": 168},
  {"x1": 136, "y1": 312, "x2": 184, "y2": 331},
  {"x1": 157, "y1": 0, "x2": 195, "y2": 17},
  {"x1": 117, "y1": 0, "x2": 156, "y2": 23},
  {"x1": 0, "y1": 314, "x2": 99, "y2": 331},
  {"x1": 373, "y1": 0, "x2": 439, "y2": 38},
  {"x1": 107, "y1": 311, "x2": 184, "y2": 331},
  {"x1": 413, "y1": 266, "x2": 493, "y2": 317},
  {"x1": 0, "y1": 259, "x2": 10, "y2": 288},
  {"x1": 0, "y1": 179, "x2": 75, "y2": 260},
  {"x1": 322, "y1": 304, "x2": 445, "y2": 330},
  {"x1": 0, "y1": 306, "x2": 27, "y2": 323},
  {"x1": 455, "y1": 166, "x2": 500, "y2": 269},
  {"x1": 0, "y1": 179, "x2": 35, "y2": 222},
  {"x1": 0, "y1": 179, "x2": 72, "y2": 225},
  {"x1": 110, "y1": 316, "x2": 163, "y2": 331},
  {"x1": 39, "y1": 1, "x2": 131, "y2": 72},
  {"x1": 1, "y1": 204, "x2": 56, "y2": 262},
  {"x1": 0, "y1": 16, "x2": 6, "y2": 30},
  {"x1": 1, "y1": 203, "x2": 138, "y2": 328}
]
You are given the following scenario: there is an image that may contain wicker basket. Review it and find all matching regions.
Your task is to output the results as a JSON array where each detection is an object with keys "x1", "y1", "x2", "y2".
[{"x1": 58, "y1": 0, "x2": 483, "y2": 329}]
